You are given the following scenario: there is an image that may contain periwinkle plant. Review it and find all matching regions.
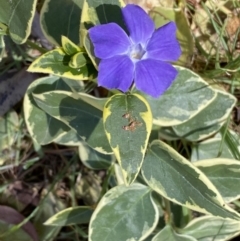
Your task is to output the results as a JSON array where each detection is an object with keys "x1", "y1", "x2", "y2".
[{"x1": 89, "y1": 4, "x2": 181, "y2": 98}]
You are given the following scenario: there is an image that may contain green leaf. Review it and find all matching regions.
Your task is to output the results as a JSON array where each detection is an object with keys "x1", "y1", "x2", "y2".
[
  {"x1": 114, "y1": 164, "x2": 125, "y2": 185},
  {"x1": 69, "y1": 52, "x2": 91, "y2": 69},
  {"x1": 78, "y1": 141, "x2": 113, "y2": 170},
  {"x1": 0, "y1": 110, "x2": 18, "y2": 150},
  {"x1": 149, "y1": 7, "x2": 194, "y2": 66},
  {"x1": 61, "y1": 36, "x2": 92, "y2": 69},
  {"x1": 40, "y1": 0, "x2": 83, "y2": 46},
  {"x1": 191, "y1": 136, "x2": 235, "y2": 162},
  {"x1": 44, "y1": 206, "x2": 93, "y2": 226},
  {"x1": 152, "y1": 225, "x2": 197, "y2": 241},
  {"x1": 54, "y1": 129, "x2": 84, "y2": 146},
  {"x1": 80, "y1": 0, "x2": 125, "y2": 62},
  {"x1": 32, "y1": 90, "x2": 112, "y2": 154},
  {"x1": 61, "y1": 36, "x2": 81, "y2": 56},
  {"x1": 28, "y1": 48, "x2": 96, "y2": 81},
  {"x1": 89, "y1": 184, "x2": 159, "y2": 241},
  {"x1": 81, "y1": 30, "x2": 98, "y2": 69},
  {"x1": 80, "y1": 0, "x2": 125, "y2": 28},
  {"x1": 173, "y1": 90, "x2": 236, "y2": 141},
  {"x1": 140, "y1": 66, "x2": 216, "y2": 126},
  {"x1": 77, "y1": 93, "x2": 107, "y2": 110},
  {"x1": 180, "y1": 216, "x2": 240, "y2": 241},
  {"x1": 0, "y1": 110, "x2": 19, "y2": 165},
  {"x1": 194, "y1": 159, "x2": 240, "y2": 203},
  {"x1": 62, "y1": 78, "x2": 85, "y2": 93},
  {"x1": 0, "y1": 0, "x2": 37, "y2": 44},
  {"x1": 158, "y1": 127, "x2": 180, "y2": 141},
  {"x1": 23, "y1": 76, "x2": 84, "y2": 145},
  {"x1": 141, "y1": 140, "x2": 240, "y2": 220},
  {"x1": 103, "y1": 93, "x2": 152, "y2": 185}
]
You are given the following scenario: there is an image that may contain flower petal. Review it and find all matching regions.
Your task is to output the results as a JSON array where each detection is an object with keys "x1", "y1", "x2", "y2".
[
  {"x1": 146, "y1": 22, "x2": 181, "y2": 61},
  {"x1": 135, "y1": 59, "x2": 177, "y2": 98},
  {"x1": 98, "y1": 55, "x2": 134, "y2": 92},
  {"x1": 122, "y1": 4, "x2": 155, "y2": 44},
  {"x1": 89, "y1": 23, "x2": 131, "y2": 59}
]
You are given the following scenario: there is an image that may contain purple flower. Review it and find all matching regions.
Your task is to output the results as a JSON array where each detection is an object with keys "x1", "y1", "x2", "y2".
[{"x1": 89, "y1": 4, "x2": 181, "y2": 98}]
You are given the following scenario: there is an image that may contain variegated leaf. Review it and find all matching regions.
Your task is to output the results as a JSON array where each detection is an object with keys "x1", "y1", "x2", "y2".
[
  {"x1": 28, "y1": 48, "x2": 96, "y2": 80},
  {"x1": 44, "y1": 206, "x2": 93, "y2": 226},
  {"x1": 152, "y1": 225, "x2": 197, "y2": 241},
  {"x1": 32, "y1": 90, "x2": 112, "y2": 154},
  {"x1": 194, "y1": 159, "x2": 240, "y2": 203},
  {"x1": 140, "y1": 66, "x2": 216, "y2": 126},
  {"x1": 89, "y1": 184, "x2": 159, "y2": 241},
  {"x1": 0, "y1": 110, "x2": 19, "y2": 165},
  {"x1": 80, "y1": 0, "x2": 125, "y2": 28},
  {"x1": 180, "y1": 216, "x2": 240, "y2": 241},
  {"x1": 23, "y1": 76, "x2": 83, "y2": 145},
  {"x1": 173, "y1": 90, "x2": 236, "y2": 141},
  {"x1": 61, "y1": 36, "x2": 81, "y2": 56},
  {"x1": 191, "y1": 136, "x2": 235, "y2": 162},
  {"x1": 141, "y1": 140, "x2": 240, "y2": 220},
  {"x1": 40, "y1": 0, "x2": 83, "y2": 46},
  {"x1": 103, "y1": 93, "x2": 152, "y2": 185},
  {"x1": 0, "y1": 0, "x2": 37, "y2": 44},
  {"x1": 80, "y1": 0, "x2": 125, "y2": 64},
  {"x1": 78, "y1": 141, "x2": 113, "y2": 170},
  {"x1": 69, "y1": 52, "x2": 90, "y2": 69}
]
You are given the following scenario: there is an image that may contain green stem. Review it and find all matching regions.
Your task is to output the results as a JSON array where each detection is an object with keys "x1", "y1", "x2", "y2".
[
  {"x1": 163, "y1": 197, "x2": 172, "y2": 225},
  {"x1": 26, "y1": 39, "x2": 48, "y2": 54}
]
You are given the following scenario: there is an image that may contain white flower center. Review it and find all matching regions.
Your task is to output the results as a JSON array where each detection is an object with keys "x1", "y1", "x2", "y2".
[{"x1": 129, "y1": 43, "x2": 146, "y2": 61}]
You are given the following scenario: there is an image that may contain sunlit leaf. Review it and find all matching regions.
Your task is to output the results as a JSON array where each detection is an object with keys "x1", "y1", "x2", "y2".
[
  {"x1": 23, "y1": 76, "x2": 83, "y2": 145},
  {"x1": 140, "y1": 66, "x2": 216, "y2": 126},
  {"x1": 142, "y1": 140, "x2": 240, "y2": 220},
  {"x1": 191, "y1": 136, "x2": 235, "y2": 162},
  {"x1": 33, "y1": 90, "x2": 112, "y2": 154},
  {"x1": 44, "y1": 206, "x2": 93, "y2": 226},
  {"x1": 61, "y1": 36, "x2": 81, "y2": 56},
  {"x1": 28, "y1": 48, "x2": 96, "y2": 81},
  {"x1": 195, "y1": 159, "x2": 240, "y2": 202},
  {"x1": 89, "y1": 184, "x2": 159, "y2": 241},
  {"x1": 80, "y1": 0, "x2": 125, "y2": 63},
  {"x1": 152, "y1": 225, "x2": 197, "y2": 241},
  {"x1": 173, "y1": 90, "x2": 236, "y2": 141},
  {"x1": 0, "y1": 0, "x2": 37, "y2": 44},
  {"x1": 180, "y1": 216, "x2": 240, "y2": 241},
  {"x1": 79, "y1": 141, "x2": 113, "y2": 170},
  {"x1": 40, "y1": 0, "x2": 83, "y2": 46},
  {"x1": 103, "y1": 93, "x2": 152, "y2": 185}
]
